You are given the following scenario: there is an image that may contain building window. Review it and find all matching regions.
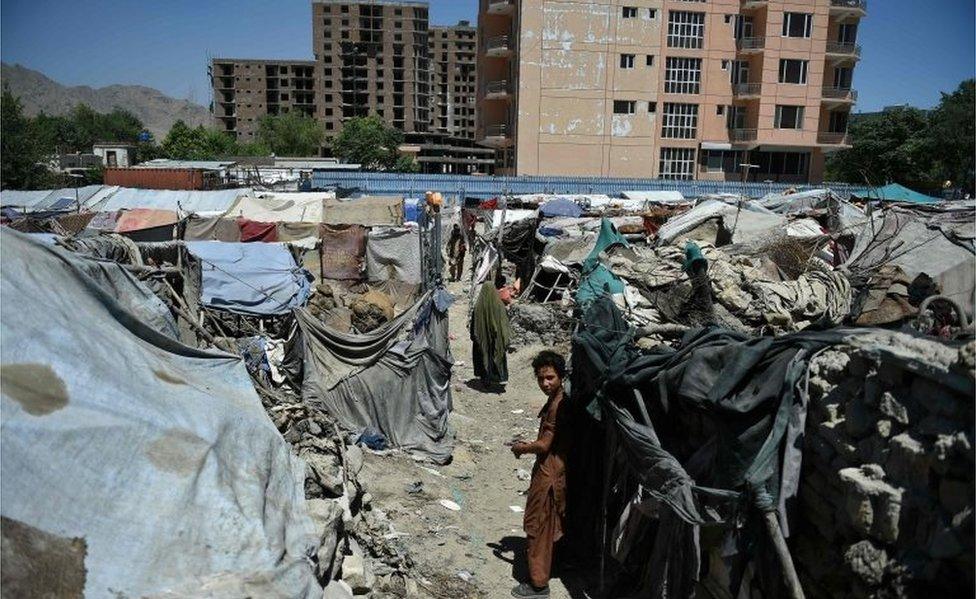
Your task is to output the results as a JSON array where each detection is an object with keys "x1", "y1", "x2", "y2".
[
  {"x1": 782, "y1": 13, "x2": 813, "y2": 38},
  {"x1": 649, "y1": 101, "x2": 657, "y2": 113},
  {"x1": 646, "y1": 55, "x2": 655, "y2": 66},
  {"x1": 828, "y1": 110, "x2": 849, "y2": 133},
  {"x1": 622, "y1": 6, "x2": 638, "y2": 18},
  {"x1": 838, "y1": 23, "x2": 858, "y2": 43},
  {"x1": 620, "y1": 54, "x2": 635, "y2": 69},
  {"x1": 667, "y1": 11, "x2": 705, "y2": 49},
  {"x1": 774, "y1": 105, "x2": 804, "y2": 129},
  {"x1": 716, "y1": 105, "x2": 724, "y2": 115},
  {"x1": 726, "y1": 105, "x2": 745, "y2": 129},
  {"x1": 778, "y1": 59, "x2": 808, "y2": 84},
  {"x1": 648, "y1": 8, "x2": 657, "y2": 18},
  {"x1": 660, "y1": 148, "x2": 696, "y2": 180},
  {"x1": 833, "y1": 66, "x2": 853, "y2": 89},
  {"x1": 661, "y1": 103, "x2": 698, "y2": 138},
  {"x1": 613, "y1": 100, "x2": 636, "y2": 114},
  {"x1": 702, "y1": 150, "x2": 743, "y2": 173},
  {"x1": 755, "y1": 151, "x2": 809, "y2": 176},
  {"x1": 664, "y1": 57, "x2": 701, "y2": 94}
]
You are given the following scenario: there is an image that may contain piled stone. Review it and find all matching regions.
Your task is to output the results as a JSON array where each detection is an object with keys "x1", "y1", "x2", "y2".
[
  {"x1": 793, "y1": 333, "x2": 975, "y2": 598},
  {"x1": 269, "y1": 404, "x2": 420, "y2": 597},
  {"x1": 508, "y1": 302, "x2": 574, "y2": 349}
]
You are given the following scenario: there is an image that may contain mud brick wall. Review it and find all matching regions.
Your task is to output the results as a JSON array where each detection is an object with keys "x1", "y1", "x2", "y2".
[{"x1": 793, "y1": 336, "x2": 975, "y2": 598}]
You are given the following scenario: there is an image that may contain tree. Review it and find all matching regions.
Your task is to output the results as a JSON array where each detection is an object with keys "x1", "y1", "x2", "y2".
[
  {"x1": 926, "y1": 79, "x2": 975, "y2": 193},
  {"x1": 331, "y1": 115, "x2": 405, "y2": 170},
  {"x1": 161, "y1": 121, "x2": 239, "y2": 160},
  {"x1": 825, "y1": 106, "x2": 934, "y2": 188},
  {"x1": 256, "y1": 112, "x2": 324, "y2": 156},
  {"x1": 1, "y1": 89, "x2": 54, "y2": 189},
  {"x1": 393, "y1": 154, "x2": 420, "y2": 173}
]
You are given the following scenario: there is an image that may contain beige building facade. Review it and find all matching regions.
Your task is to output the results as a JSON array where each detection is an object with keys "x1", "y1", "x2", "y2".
[{"x1": 477, "y1": 0, "x2": 865, "y2": 182}]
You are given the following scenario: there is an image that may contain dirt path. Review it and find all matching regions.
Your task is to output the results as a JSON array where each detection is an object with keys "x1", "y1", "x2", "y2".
[{"x1": 358, "y1": 278, "x2": 587, "y2": 599}]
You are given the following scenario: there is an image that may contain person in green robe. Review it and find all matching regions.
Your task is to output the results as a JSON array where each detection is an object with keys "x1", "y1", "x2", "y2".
[{"x1": 471, "y1": 277, "x2": 512, "y2": 390}]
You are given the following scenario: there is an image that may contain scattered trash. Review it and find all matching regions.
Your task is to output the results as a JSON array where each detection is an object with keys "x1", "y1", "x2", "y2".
[
  {"x1": 509, "y1": 505, "x2": 524, "y2": 513},
  {"x1": 405, "y1": 481, "x2": 424, "y2": 495},
  {"x1": 453, "y1": 360, "x2": 465, "y2": 367},
  {"x1": 438, "y1": 499, "x2": 461, "y2": 512},
  {"x1": 356, "y1": 427, "x2": 388, "y2": 451},
  {"x1": 511, "y1": 409, "x2": 524, "y2": 415},
  {"x1": 418, "y1": 466, "x2": 444, "y2": 478},
  {"x1": 515, "y1": 468, "x2": 530, "y2": 481},
  {"x1": 457, "y1": 570, "x2": 475, "y2": 582}
]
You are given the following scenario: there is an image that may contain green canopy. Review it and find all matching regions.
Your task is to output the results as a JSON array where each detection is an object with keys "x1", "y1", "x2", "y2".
[{"x1": 862, "y1": 183, "x2": 940, "y2": 204}]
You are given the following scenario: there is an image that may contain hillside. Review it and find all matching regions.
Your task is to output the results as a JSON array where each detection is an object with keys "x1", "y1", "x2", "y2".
[{"x1": 1, "y1": 62, "x2": 211, "y2": 139}]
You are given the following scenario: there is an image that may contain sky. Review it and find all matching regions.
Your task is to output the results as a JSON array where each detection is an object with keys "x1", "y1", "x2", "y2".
[{"x1": 1, "y1": 0, "x2": 972, "y2": 112}]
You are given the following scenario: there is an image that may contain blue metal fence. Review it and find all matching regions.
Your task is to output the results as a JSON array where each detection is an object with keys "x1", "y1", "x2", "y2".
[{"x1": 312, "y1": 171, "x2": 870, "y2": 200}]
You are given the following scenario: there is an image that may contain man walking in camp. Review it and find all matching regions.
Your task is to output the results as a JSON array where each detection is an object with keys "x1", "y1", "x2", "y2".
[
  {"x1": 509, "y1": 351, "x2": 569, "y2": 598},
  {"x1": 447, "y1": 223, "x2": 467, "y2": 282},
  {"x1": 471, "y1": 277, "x2": 511, "y2": 390}
]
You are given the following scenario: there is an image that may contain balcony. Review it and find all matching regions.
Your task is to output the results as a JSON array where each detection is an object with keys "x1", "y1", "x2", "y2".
[
  {"x1": 822, "y1": 87, "x2": 858, "y2": 105},
  {"x1": 826, "y1": 42, "x2": 862, "y2": 61},
  {"x1": 736, "y1": 37, "x2": 765, "y2": 53},
  {"x1": 818, "y1": 132, "x2": 852, "y2": 146},
  {"x1": 485, "y1": 35, "x2": 512, "y2": 57},
  {"x1": 484, "y1": 79, "x2": 511, "y2": 100},
  {"x1": 830, "y1": 0, "x2": 867, "y2": 17},
  {"x1": 730, "y1": 128, "x2": 758, "y2": 143},
  {"x1": 487, "y1": 0, "x2": 515, "y2": 15},
  {"x1": 480, "y1": 123, "x2": 512, "y2": 147},
  {"x1": 732, "y1": 83, "x2": 762, "y2": 98}
]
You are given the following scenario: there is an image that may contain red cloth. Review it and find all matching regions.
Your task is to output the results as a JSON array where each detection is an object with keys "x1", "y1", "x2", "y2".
[
  {"x1": 479, "y1": 198, "x2": 498, "y2": 210},
  {"x1": 237, "y1": 217, "x2": 278, "y2": 242}
]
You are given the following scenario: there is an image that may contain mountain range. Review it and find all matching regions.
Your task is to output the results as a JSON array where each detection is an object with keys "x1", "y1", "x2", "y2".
[{"x1": 1, "y1": 62, "x2": 211, "y2": 139}]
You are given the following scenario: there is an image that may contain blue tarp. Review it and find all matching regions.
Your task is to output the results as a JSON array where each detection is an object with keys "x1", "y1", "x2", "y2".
[
  {"x1": 403, "y1": 198, "x2": 426, "y2": 223},
  {"x1": 540, "y1": 197, "x2": 583, "y2": 218},
  {"x1": 861, "y1": 183, "x2": 940, "y2": 204},
  {"x1": 186, "y1": 241, "x2": 312, "y2": 315}
]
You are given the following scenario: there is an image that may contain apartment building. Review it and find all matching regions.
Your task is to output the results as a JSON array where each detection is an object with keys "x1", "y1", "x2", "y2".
[
  {"x1": 211, "y1": 59, "x2": 317, "y2": 141},
  {"x1": 430, "y1": 22, "x2": 478, "y2": 139},
  {"x1": 476, "y1": 0, "x2": 866, "y2": 183}
]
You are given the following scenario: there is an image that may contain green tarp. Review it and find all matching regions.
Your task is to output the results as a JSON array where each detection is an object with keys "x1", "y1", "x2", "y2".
[{"x1": 861, "y1": 183, "x2": 940, "y2": 204}]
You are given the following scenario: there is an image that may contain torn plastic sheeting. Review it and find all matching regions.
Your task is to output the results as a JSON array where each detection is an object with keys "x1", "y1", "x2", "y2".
[
  {"x1": 323, "y1": 196, "x2": 403, "y2": 227},
  {"x1": 320, "y1": 224, "x2": 367, "y2": 281},
  {"x1": 186, "y1": 241, "x2": 312, "y2": 315},
  {"x1": 225, "y1": 192, "x2": 333, "y2": 223},
  {"x1": 490, "y1": 209, "x2": 538, "y2": 228},
  {"x1": 620, "y1": 190, "x2": 687, "y2": 205},
  {"x1": 114, "y1": 208, "x2": 179, "y2": 233},
  {"x1": 539, "y1": 198, "x2": 584, "y2": 218},
  {"x1": 656, "y1": 200, "x2": 785, "y2": 245},
  {"x1": 183, "y1": 215, "x2": 242, "y2": 242},
  {"x1": 0, "y1": 229, "x2": 320, "y2": 598},
  {"x1": 365, "y1": 227, "x2": 421, "y2": 285},
  {"x1": 89, "y1": 187, "x2": 248, "y2": 214},
  {"x1": 296, "y1": 291, "x2": 454, "y2": 463}
]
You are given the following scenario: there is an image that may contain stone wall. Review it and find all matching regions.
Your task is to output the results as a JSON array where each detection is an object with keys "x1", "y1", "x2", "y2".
[{"x1": 793, "y1": 332, "x2": 975, "y2": 598}]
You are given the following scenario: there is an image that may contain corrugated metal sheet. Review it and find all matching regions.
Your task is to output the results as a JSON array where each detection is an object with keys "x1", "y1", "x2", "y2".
[
  {"x1": 310, "y1": 171, "x2": 871, "y2": 200},
  {"x1": 104, "y1": 168, "x2": 213, "y2": 190}
]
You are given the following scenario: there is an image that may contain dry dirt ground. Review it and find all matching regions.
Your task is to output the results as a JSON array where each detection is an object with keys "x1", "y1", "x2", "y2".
[{"x1": 358, "y1": 276, "x2": 592, "y2": 599}]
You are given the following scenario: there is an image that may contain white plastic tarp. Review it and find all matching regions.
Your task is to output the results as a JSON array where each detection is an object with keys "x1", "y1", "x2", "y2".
[
  {"x1": 0, "y1": 229, "x2": 319, "y2": 598},
  {"x1": 89, "y1": 187, "x2": 248, "y2": 214},
  {"x1": 1, "y1": 186, "x2": 110, "y2": 211},
  {"x1": 656, "y1": 199, "x2": 785, "y2": 245},
  {"x1": 621, "y1": 190, "x2": 687, "y2": 205},
  {"x1": 225, "y1": 191, "x2": 335, "y2": 223},
  {"x1": 491, "y1": 209, "x2": 537, "y2": 228}
]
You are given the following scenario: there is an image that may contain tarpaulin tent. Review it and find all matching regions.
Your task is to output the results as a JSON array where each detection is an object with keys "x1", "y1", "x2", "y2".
[
  {"x1": 183, "y1": 215, "x2": 242, "y2": 242},
  {"x1": 224, "y1": 192, "x2": 333, "y2": 223},
  {"x1": 540, "y1": 197, "x2": 584, "y2": 218},
  {"x1": 114, "y1": 208, "x2": 180, "y2": 242},
  {"x1": 323, "y1": 196, "x2": 404, "y2": 227},
  {"x1": 857, "y1": 183, "x2": 941, "y2": 205},
  {"x1": 656, "y1": 200, "x2": 785, "y2": 246},
  {"x1": 365, "y1": 227, "x2": 422, "y2": 285},
  {"x1": 0, "y1": 185, "x2": 110, "y2": 211},
  {"x1": 186, "y1": 241, "x2": 312, "y2": 315},
  {"x1": 89, "y1": 187, "x2": 248, "y2": 213},
  {"x1": 320, "y1": 224, "x2": 368, "y2": 280},
  {"x1": 0, "y1": 229, "x2": 320, "y2": 598},
  {"x1": 296, "y1": 290, "x2": 455, "y2": 463}
]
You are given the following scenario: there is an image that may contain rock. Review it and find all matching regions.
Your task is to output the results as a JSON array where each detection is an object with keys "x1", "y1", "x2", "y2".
[
  {"x1": 878, "y1": 392, "x2": 909, "y2": 425},
  {"x1": 839, "y1": 465, "x2": 903, "y2": 544},
  {"x1": 345, "y1": 445, "x2": 364, "y2": 477},
  {"x1": 306, "y1": 499, "x2": 345, "y2": 579},
  {"x1": 843, "y1": 540, "x2": 888, "y2": 587},
  {"x1": 876, "y1": 419, "x2": 893, "y2": 439},
  {"x1": 845, "y1": 395, "x2": 875, "y2": 439},
  {"x1": 323, "y1": 579, "x2": 354, "y2": 599},
  {"x1": 303, "y1": 450, "x2": 345, "y2": 498},
  {"x1": 939, "y1": 479, "x2": 971, "y2": 515},
  {"x1": 342, "y1": 540, "x2": 375, "y2": 594},
  {"x1": 911, "y1": 376, "x2": 960, "y2": 418},
  {"x1": 886, "y1": 433, "x2": 931, "y2": 488}
]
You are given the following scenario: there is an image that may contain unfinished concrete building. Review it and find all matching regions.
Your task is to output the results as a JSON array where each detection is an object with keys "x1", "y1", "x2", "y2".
[
  {"x1": 430, "y1": 22, "x2": 478, "y2": 140},
  {"x1": 211, "y1": 59, "x2": 317, "y2": 141},
  {"x1": 477, "y1": 0, "x2": 865, "y2": 182}
]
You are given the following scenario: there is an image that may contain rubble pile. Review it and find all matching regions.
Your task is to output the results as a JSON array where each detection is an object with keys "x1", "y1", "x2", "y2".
[
  {"x1": 507, "y1": 302, "x2": 574, "y2": 348},
  {"x1": 793, "y1": 333, "x2": 975, "y2": 597},
  {"x1": 270, "y1": 403, "x2": 423, "y2": 598}
]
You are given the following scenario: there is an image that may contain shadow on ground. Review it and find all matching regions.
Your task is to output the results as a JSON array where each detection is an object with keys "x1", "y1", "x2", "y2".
[{"x1": 487, "y1": 535, "x2": 596, "y2": 599}]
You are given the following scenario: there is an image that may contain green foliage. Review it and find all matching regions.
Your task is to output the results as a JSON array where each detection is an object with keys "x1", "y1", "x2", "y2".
[
  {"x1": 331, "y1": 116, "x2": 405, "y2": 171},
  {"x1": 255, "y1": 111, "x2": 324, "y2": 156},
  {"x1": 926, "y1": 79, "x2": 975, "y2": 193},
  {"x1": 1, "y1": 89, "x2": 55, "y2": 189},
  {"x1": 160, "y1": 121, "x2": 240, "y2": 160},
  {"x1": 826, "y1": 78, "x2": 975, "y2": 193},
  {"x1": 393, "y1": 154, "x2": 420, "y2": 173}
]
